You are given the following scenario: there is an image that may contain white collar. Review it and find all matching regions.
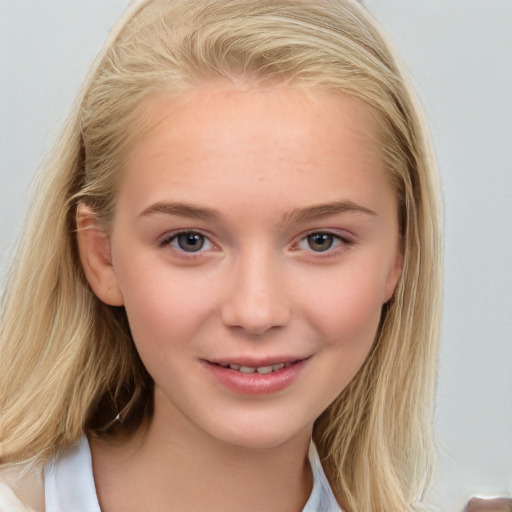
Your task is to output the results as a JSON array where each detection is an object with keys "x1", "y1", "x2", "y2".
[
  {"x1": 303, "y1": 441, "x2": 342, "y2": 512},
  {"x1": 44, "y1": 437, "x2": 100, "y2": 512}
]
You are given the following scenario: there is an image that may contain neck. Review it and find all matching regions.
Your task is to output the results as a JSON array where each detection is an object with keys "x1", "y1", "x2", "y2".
[{"x1": 90, "y1": 401, "x2": 313, "y2": 512}]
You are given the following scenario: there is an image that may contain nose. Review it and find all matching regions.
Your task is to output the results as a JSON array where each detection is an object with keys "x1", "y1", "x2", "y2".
[{"x1": 220, "y1": 249, "x2": 291, "y2": 335}]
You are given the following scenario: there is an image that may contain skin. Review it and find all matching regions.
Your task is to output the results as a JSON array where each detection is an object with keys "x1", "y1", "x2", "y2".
[{"x1": 78, "y1": 83, "x2": 402, "y2": 512}]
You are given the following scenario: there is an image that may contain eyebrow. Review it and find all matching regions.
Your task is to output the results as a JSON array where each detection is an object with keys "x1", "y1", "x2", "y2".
[
  {"x1": 140, "y1": 202, "x2": 220, "y2": 221},
  {"x1": 140, "y1": 200, "x2": 377, "y2": 223},
  {"x1": 282, "y1": 200, "x2": 377, "y2": 224}
]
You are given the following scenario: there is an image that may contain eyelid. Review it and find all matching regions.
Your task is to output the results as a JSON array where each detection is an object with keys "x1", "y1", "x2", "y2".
[
  {"x1": 292, "y1": 229, "x2": 356, "y2": 254},
  {"x1": 157, "y1": 227, "x2": 355, "y2": 258},
  {"x1": 158, "y1": 229, "x2": 219, "y2": 254}
]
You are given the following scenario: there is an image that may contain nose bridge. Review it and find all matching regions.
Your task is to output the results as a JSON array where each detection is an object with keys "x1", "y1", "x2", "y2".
[{"x1": 220, "y1": 243, "x2": 290, "y2": 334}]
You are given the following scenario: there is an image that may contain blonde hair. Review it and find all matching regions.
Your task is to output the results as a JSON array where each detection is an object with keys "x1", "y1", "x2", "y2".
[{"x1": 0, "y1": 1, "x2": 442, "y2": 510}]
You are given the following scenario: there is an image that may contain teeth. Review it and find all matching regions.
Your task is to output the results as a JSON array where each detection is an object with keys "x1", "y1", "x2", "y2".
[
  {"x1": 239, "y1": 366, "x2": 256, "y2": 374},
  {"x1": 256, "y1": 366, "x2": 273, "y2": 374},
  {"x1": 224, "y1": 363, "x2": 290, "y2": 374}
]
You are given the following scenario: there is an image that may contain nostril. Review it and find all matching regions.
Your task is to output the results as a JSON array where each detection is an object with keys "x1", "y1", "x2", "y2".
[{"x1": 220, "y1": 294, "x2": 291, "y2": 335}]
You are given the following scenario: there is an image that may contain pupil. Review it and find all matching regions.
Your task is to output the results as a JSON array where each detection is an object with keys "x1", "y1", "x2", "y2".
[
  {"x1": 177, "y1": 233, "x2": 204, "y2": 252},
  {"x1": 308, "y1": 233, "x2": 333, "y2": 252}
]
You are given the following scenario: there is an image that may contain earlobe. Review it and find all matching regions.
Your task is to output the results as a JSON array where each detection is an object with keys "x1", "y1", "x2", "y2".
[{"x1": 76, "y1": 204, "x2": 124, "y2": 306}]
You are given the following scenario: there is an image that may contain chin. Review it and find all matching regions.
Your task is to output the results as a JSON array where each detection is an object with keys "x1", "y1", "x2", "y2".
[{"x1": 208, "y1": 419, "x2": 312, "y2": 451}]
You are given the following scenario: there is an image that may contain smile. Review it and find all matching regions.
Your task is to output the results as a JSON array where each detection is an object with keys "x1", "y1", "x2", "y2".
[
  {"x1": 204, "y1": 358, "x2": 309, "y2": 395},
  {"x1": 217, "y1": 362, "x2": 291, "y2": 374}
]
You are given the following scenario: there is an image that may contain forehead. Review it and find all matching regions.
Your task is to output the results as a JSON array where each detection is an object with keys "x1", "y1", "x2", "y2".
[
  {"x1": 126, "y1": 83, "x2": 383, "y2": 170},
  {"x1": 117, "y1": 83, "x2": 392, "y2": 218}
]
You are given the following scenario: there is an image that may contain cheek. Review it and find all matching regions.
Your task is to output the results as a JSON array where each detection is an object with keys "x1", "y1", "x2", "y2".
[
  {"x1": 321, "y1": 282, "x2": 383, "y2": 392},
  {"x1": 123, "y1": 282, "x2": 200, "y2": 345},
  {"x1": 114, "y1": 255, "x2": 220, "y2": 359},
  {"x1": 120, "y1": 283, "x2": 201, "y2": 389},
  {"x1": 300, "y1": 263, "x2": 385, "y2": 359},
  {"x1": 299, "y1": 269, "x2": 384, "y2": 413}
]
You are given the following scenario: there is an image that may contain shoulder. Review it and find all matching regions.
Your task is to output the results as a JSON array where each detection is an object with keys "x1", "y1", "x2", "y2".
[{"x1": 0, "y1": 464, "x2": 44, "y2": 512}]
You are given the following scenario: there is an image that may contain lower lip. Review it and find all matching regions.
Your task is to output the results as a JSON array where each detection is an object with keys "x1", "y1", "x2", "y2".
[{"x1": 203, "y1": 359, "x2": 309, "y2": 395}]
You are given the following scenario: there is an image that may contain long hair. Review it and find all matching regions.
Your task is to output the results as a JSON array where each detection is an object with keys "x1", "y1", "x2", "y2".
[{"x1": 0, "y1": 1, "x2": 442, "y2": 510}]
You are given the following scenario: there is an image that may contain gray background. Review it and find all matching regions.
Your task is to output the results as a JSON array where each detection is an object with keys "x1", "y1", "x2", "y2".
[{"x1": 1, "y1": 1, "x2": 511, "y2": 510}]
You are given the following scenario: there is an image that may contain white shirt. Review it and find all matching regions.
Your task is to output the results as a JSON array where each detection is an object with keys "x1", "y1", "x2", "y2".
[{"x1": 44, "y1": 437, "x2": 342, "y2": 512}]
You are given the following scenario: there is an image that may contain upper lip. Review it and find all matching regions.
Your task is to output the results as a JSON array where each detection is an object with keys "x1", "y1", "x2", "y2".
[{"x1": 205, "y1": 355, "x2": 310, "y2": 368}]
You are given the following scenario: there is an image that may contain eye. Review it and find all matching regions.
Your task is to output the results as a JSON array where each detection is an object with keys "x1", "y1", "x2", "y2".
[
  {"x1": 297, "y1": 232, "x2": 343, "y2": 252},
  {"x1": 167, "y1": 231, "x2": 214, "y2": 253}
]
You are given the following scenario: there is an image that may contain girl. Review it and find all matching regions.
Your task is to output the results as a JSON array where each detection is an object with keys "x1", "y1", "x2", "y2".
[{"x1": 0, "y1": 1, "x2": 442, "y2": 511}]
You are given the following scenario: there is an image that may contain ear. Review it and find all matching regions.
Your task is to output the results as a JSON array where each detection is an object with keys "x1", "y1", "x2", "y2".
[
  {"x1": 76, "y1": 204, "x2": 124, "y2": 306},
  {"x1": 383, "y1": 242, "x2": 404, "y2": 303}
]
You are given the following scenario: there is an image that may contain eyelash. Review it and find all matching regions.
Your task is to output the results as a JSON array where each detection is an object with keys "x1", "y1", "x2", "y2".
[
  {"x1": 158, "y1": 229, "x2": 354, "y2": 258},
  {"x1": 294, "y1": 230, "x2": 354, "y2": 258},
  {"x1": 159, "y1": 230, "x2": 216, "y2": 257}
]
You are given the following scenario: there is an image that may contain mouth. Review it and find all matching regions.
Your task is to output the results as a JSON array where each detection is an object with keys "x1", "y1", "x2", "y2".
[
  {"x1": 203, "y1": 357, "x2": 310, "y2": 395},
  {"x1": 213, "y1": 360, "x2": 302, "y2": 375}
]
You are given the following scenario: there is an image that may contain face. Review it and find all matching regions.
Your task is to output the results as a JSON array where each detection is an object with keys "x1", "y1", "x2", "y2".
[{"x1": 95, "y1": 84, "x2": 402, "y2": 449}]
